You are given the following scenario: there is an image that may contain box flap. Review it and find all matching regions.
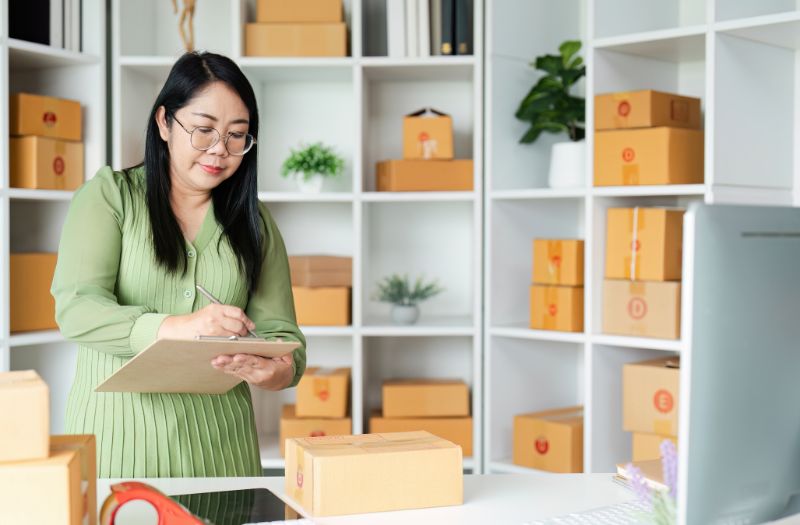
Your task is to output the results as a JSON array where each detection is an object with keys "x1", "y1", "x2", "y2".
[
  {"x1": 291, "y1": 431, "x2": 458, "y2": 457},
  {"x1": 405, "y1": 107, "x2": 449, "y2": 118},
  {"x1": 0, "y1": 370, "x2": 45, "y2": 389}
]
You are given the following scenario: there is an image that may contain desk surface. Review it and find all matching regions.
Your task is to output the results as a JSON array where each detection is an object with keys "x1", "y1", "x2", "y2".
[{"x1": 98, "y1": 473, "x2": 636, "y2": 524}]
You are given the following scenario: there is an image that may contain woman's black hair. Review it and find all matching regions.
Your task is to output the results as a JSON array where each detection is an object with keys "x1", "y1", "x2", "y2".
[{"x1": 138, "y1": 51, "x2": 263, "y2": 295}]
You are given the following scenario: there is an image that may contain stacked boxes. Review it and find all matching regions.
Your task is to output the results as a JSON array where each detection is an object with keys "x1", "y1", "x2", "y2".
[
  {"x1": 245, "y1": 0, "x2": 347, "y2": 57},
  {"x1": 513, "y1": 406, "x2": 583, "y2": 473},
  {"x1": 10, "y1": 253, "x2": 59, "y2": 333},
  {"x1": 530, "y1": 239, "x2": 584, "y2": 332},
  {"x1": 290, "y1": 255, "x2": 352, "y2": 326}
]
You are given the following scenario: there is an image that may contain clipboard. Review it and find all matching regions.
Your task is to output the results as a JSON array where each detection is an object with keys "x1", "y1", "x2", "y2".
[{"x1": 95, "y1": 337, "x2": 301, "y2": 394}]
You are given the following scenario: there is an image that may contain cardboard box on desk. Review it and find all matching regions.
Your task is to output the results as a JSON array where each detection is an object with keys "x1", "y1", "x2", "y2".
[
  {"x1": 632, "y1": 432, "x2": 678, "y2": 462},
  {"x1": 292, "y1": 286, "x2": 351, "y2": 326},
  {"x1": 513, "y1": 406, "x2": 583, "y2": 473},
  {"x1": 369, "y1": 412, "x2": 473, "y2": 457},
  {"x1": 403, "y1": 108, "x2": 453, "y2": 159},
  {"x1": 279, "y1": 405, "x2": 351, "y2": 457},
  {"x1": 529, "y1": 285, "x2": 584, "y2": 333},
  {"x1": 603, "y1": 280, "x2": 681, "y2": 340},
  {"x1": 289, "y1": 255, "x2": 352, "y2": 287},
  {"x1": 11, "y1": 136, "x2": 84, "y2": 190},
  {"x1": 256, "y1": 0, "x2": 342, "y2": 22},
  {"x1": 10, "y1": 253, "x2": 58, "y2": 333},
  {"x1": 285, "y1": 431, "x2": 463, "y2": 516},
  {"x1": 533, "y1": 239, "x2": 584, "y2": 286},
  {"x1": 624, "y1": 357, "x2": 680, "y2": 437},
  {"x1": 295, "y1": 367, "x2": 350, "y2": 418},
  {"x1": 376, "y1": 159, "x2": 473, "y2": 191},
  {"x1": 605, "y1": 207, "x2": 684, "y2": 281},
  {"x1": 595, "y1": 90, "x2": 702, "y2": 131},
  {"x1": 594, "y1": 127, "x2": 703, "y2": 186},
  {"x1": 383, "y1": 379, "x2": 470, "y2": 418},
  {"x1": 10, "y1": 92, "x2": 82, "y2": 141},
  {"x1": 0, "y1": 370, "x2": 49, "y2": 463},
  {"x1": 0, "y1": 434, "x2": 97, "y2": 525},
  {"x1": 245, "y1": 23, "x2": 347, "y2": 57}
]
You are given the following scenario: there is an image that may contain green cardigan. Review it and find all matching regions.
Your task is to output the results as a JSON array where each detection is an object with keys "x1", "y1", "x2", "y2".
[{"x1": 51, "y1": 166, "x2": 306, "y2": 477}]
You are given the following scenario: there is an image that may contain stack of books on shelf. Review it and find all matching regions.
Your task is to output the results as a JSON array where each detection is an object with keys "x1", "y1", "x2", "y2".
[
  {"x1": 10, "y1": 0, "x2": 83, "y2": 51},
  {"x1": 387, "y1": 0, "x2": 472, "y2": 57}
]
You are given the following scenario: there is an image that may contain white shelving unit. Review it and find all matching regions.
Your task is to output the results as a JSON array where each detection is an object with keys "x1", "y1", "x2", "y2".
[{"x1": 110, "y1": 0, "x2": 484, "y2": 472}]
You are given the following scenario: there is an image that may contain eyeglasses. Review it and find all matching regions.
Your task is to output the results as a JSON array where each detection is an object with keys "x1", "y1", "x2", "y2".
[{"x1": 169, "y1": 112, "x2": 256, "y2": 156}]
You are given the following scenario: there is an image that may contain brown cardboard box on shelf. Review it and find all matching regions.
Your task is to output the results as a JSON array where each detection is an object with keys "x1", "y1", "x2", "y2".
[
  {"x1": 289, "y1": 255, "x2": 352, "y2": 287},
  {"x1": 0, "y1": 434, "x2": 97, "y2": 525},
  {"x1": 529, "y1": 285, "x2": 584, "y2": 333},
  {"x1": 595, "y1": 90, "x2": 702, "y2": 131},
  {"x1": 632, "y1": 432, "x2": 678, "y2": 462},
  {"x1": 513, "y1": 406, "x2": 583, "y2": 473},
  {"x1": 369, "y1": 412, "x2": 473, "y2": 456},
  {"x1": 0, "y1": 370, "x2": 49, "y2": 463},
  {"x1": 403, "y1": 108, "x2": 454, "y2": 160},
  {"x1": 257, "y1": 0, "x2": 342, "y2": 23},
  {"x1": 292, "y1": 286, "x2": 351, "y2": 326},
  {"x1": 279, "y1": 405, "x2": 351, "y2": 457},
  {"x1": 594, "y1": 127, "x2": 704, "y2": 186},
  {"x1": 603, "y1": 279, "x2": 681, "y2": 340},
  {"x1": 624, "y1": 357, "x2": 680, "y2": 437},
  {"x1": 10, "y1": 92, "x2": 82, "y2": 141},
  {"x1": 296, "y1": 367, "x2": 350, "y2": 418},
  {"x1": 10, "y1": 253, "x2": 58, "y2": 333},
  {"x1": 10, "y1": 136, "x2": 84, "y2": 190},
  {"x1": 533, "y1": 239, "x2": 584, "y2": 286},
  {"x1": 383, "y1": 379, "x2": 470, "y2": 418},
  {"x1": 245, "y1": 23, "x2": 347, "y2": 57},
  {"x1": 285, "y1": 431, "x2": 462, "y2": 516},
  {"x1": 605, "y1": 207, "x2": 684, "y2": 281},
  {"x1": 376, "y1": 159, "x2": 473, "y2": 191}
]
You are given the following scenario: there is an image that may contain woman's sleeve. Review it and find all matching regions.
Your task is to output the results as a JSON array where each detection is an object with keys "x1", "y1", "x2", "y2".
[
  {"x1": 246, "y1": 204, "x2": 307, "y2": 388},
  {"x1": 50, "y1": 167, "x2": 169, "y2": 358}
]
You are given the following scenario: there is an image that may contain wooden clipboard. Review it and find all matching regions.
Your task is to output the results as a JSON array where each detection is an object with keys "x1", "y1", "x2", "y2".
[{"x1": 95, "y1": 337, "x2": 300, "y2": 394}]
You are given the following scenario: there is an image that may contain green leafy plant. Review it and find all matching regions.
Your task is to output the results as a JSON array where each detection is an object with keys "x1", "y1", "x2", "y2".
[
  {"x1": 374, "y1": 274, "x2": 444, "y2": 306},
  {"x1": 515, "y1": 40, "x2": 586, "y2": 144},
  {"x1": 281, "y1": 142, "x2": 345, "y2": 181}
]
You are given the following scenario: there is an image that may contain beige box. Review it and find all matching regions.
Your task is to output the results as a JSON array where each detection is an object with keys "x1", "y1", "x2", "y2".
[
  {"x1": 0, "y1": 370, "x2": 49, "y2": 463},
  {"x1": 605, "y1": 207, "x2": 684, "y2": 281},
  {"x1": 256, "y1": 0, "x2": 342, "y2": 22},
  {"x1": 279, "y1": 405, "x2": 351, "y2": 457},
  {"x1": 624, "y1": 357, "x2": 680, "y2": 437},
  {"x1": 10, "y1": 92, "x2": 82, "y2": 141},
  {"x1": 530, "y1": 285, "x2": 584, "y2": 333},
  {"x1": 376, "y1": 159, "x2": 473, "y2": 191},
  {"x1": 382, "y1": 380, "x2": 470, "y2": 418},
  {"x1": 292, "y1": 286, "x2": 351, "y2": 326},
  {"x1": 295, "y1": 367, "x2": 350, "y2": 418},
  {"x1": 285, "y1": 431, "x2": 462, "y2": 516},
  {"x1": 10, "y1": 253, "x2": 59, "y2": 333},
  {"x1": 632, "y1": 432, "x2": 678, "y2": 462},
  {"x1": 0, "y1": 434, "x2": 97, "y2": 525},
  {"x1": 595, "y1": 90, "x2": 702, "y2": 131},
  {"x1": 369, "y1": 412, "x2": 473, "y2": 457},
  {"x1": 403, "y1": 108, "x2": 454, "y2": 159},
  {"x1": 513, "y1": 406, "x2": 583, "y2": 473},
  {"x1": 245, "y1": 23, "x2": 347, "y2": 57},
  {"x1": 289, "y1": 255, "x2": 352, "y2": 287},
  {"x1": 603, "y1": 280, "x2": 681, "y2": 340},
  {"x1": 533, "y1": 239, "x2": 584, "y2": 286},
  {"x1": 10, "y1": 136, "x2": 84, "y2": 190}
]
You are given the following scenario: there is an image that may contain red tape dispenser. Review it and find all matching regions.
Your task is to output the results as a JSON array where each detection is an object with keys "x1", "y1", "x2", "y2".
[{"x1": 100, "y1": 481, "x2": 209, "y2": 525}]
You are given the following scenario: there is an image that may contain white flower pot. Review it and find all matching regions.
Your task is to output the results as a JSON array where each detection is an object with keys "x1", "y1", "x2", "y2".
[
  {"x1": 548, "y1": 140, "x2": 586, "y2": 189},
  {"x1": 295, "y1": 173, "x2": 324, "y2": 193},
  {"x1": 391, "y1": 304, "x2": 420, "y2": 325}
]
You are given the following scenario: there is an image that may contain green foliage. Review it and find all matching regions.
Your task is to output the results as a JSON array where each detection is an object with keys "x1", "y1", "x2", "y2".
[
  {"x1": 374, "y1": 274, "x2": 444, "y2": 306},
  {"x1": 281, "y1": 142, "x2": 345, "y2": 180},
  {"x1": 515, "y1": 40, "x2": 586, "y2": 144}
]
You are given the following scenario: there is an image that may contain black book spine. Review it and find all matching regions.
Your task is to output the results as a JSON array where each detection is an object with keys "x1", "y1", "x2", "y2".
[
  {"x1": 440, "y1": 0, "x2": 455, "y2": 55},
  {"x1": 10, "y1": 0, "x2": 51, "y2": 45},
  {"x1": 454, "y1": 0, "x2": 472, "y2": 55}
]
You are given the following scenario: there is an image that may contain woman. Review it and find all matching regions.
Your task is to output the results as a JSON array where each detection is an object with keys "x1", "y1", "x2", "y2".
[{"x1": 51, "y1": 51, "x2": 306, "y2": 478}]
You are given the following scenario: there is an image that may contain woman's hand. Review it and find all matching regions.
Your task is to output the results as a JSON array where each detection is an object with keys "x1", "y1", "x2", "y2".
[
  {"x1": 158, "y1": 304, "x2": 256, "y2": 339},
  {"x1": 210, "y1": 353, "x2": 294, "y2": 391}
]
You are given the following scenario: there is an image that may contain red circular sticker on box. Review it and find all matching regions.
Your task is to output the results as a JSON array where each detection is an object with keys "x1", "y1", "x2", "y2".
[
  {"x1": 631, "y1": 240, "x2": 641, "y2": 252},
  {"x1": 53, "y1": 156, "x2": 65, "y2": 175},
  {"x1": 317, "y1": 390, "x2": 329, "y2": 401},
  {"x1": 535, "y1": 437, "x2": 549, "y2": 455},
  {"x1": 653, "y1": 389, "x2": 674, "y2": 414},
  {"x1": 618, "y1": 101, "x2": 631, "y2": 117},
  {"x1": 622, "y1": 148, "x2": 635, "y2": 162},
  {"x1": 42, "y1": 111, "x2": 57, "y2": 127},
  {"x1": 296, "y1": 470, "x2": 304, "y2": 488},
  {"x1": 548, "y1": 304, "x2": 557, "y2": 316},
  {"x1": 628, "y1": 297, "x2": 647, "y2": 320},
  {"x1": 310, "y1": 430, "x2": 326, "y2": 437},
  {"x1": 418, "y1": 131, "x2": 430, "y2": 142},
  {"x1": 550, "y1": 255, "x2": 562, "y2": 267}
]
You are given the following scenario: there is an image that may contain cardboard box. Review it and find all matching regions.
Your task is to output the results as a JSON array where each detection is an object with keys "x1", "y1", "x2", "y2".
[
  {"x1": 279, "y1": 405, "x2": 351, "y2": 457},
  {"x1": 285, "y1": 431, "x2": 462, "y2": 516},
  {"x1": 382, "y1": 380, "x2": 470, "y2": 418},
  {"x1": 403, "y1": 108, "x2": 454, "y2": 159},
  {"x1": 257, "y1": 0, "x2": 342, "y2": 22},
  {"x1": 623, "y1": 357, "x2": 680, "y2": 437},
  {"x1": 529, "y1": 285, "x2": 584, "y2": 332},
  {"x1": 295, "y1": 367, "x2": 350, "y2": 418},
  {"x1": 10, "y1": 253, "x2": 58, "y2": 333},
  {"x1": 292, "y1": 286, "x2": 351, "y2": 326},
  {"x1": 289, "y1": 255, "x2": 352, "y2": 287},
  {"x1": 10, "y1": 136, "x2": 84, "y2": 190},
  {"x1": 0, "y1": 434, "x2": 97, "y2": 525},
  {"x1": 595, "y1": 90, "x2": 702, "y2": 131},
  {"x1": 533, "y1": 239, "x2": 584, "y2": 286},
  {"x1": 632, "y1": 432, "x2": 678, "y2": 462},
  {"x1": 376, "y1": 159, "x2": 473, "y2": 191},
  {"x1": 603, "y1": 280, "x2": 681, "y2": 340},
  {"x1": 513, "y1": 406, "x2": 583, "y2": 473},
  {"x1": 605, "y1": 207, "x2": 684, "y2": 281},
  {"x1": 245, "y1": 23, "x2": 347, "y2": 57},
  {"x1": 594, "y1": 127, "x2": 704, "y2": 186},
  {"x1": 369, "y1": 412, "x2": 473, "y2": 457},
  {"x1": 0, "y1": 370, "x2": 49, "y2": 463},
  {"x1": 10, "y1": 92, "x2": 82, "y2": 141}
]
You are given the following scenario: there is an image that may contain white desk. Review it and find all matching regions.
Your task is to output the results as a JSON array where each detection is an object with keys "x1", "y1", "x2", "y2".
[{"x1": 97, "y1": 473, "x2": 635, "y2": 524}]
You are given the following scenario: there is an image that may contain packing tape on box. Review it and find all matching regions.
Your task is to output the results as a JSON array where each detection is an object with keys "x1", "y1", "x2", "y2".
[
  {"x1": 622, "y1": 164, "x2": 640, "y2": 185},
  {"x1": 626, "y1": 207, "x2": 644, "y2": 280},
  {"x1": 654, "y1": 419, "x2": 673, "y2": 436},
  {"x1": 543, "y1": 287, "x2": 558, "y2": 330},
  {"x1": 546, "y1": 241, "x2": 563, "y2": 282}
]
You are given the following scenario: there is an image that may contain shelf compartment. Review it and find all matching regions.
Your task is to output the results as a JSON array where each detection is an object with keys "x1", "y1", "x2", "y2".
[
  {"x1": 593, "y1": 0, "x2": 705, "y2": 39},
  {"x1": 715, "y1": 1, "x2": 799, "y2": 24}
]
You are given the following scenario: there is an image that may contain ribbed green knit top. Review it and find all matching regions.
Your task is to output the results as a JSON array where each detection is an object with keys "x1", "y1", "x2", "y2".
[{"x1": 51, "y1": 166, "x2": 306, "y2": 478}]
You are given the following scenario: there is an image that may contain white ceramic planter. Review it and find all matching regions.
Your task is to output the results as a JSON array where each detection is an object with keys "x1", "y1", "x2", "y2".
[
  {"x1": 295, "y1": 173, "x2": 324, "y2": 193},
  {"x1": 391, "y1": 304, "x2": 420, "y2": 325},
  {"x1": 548, "y1": 140, "x2": 585, "y2": 189}
]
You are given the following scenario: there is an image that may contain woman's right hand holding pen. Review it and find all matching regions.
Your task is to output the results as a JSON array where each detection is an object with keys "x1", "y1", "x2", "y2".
[{"x1": 157, "y1": 304, "x2": 256, "y2": 339}]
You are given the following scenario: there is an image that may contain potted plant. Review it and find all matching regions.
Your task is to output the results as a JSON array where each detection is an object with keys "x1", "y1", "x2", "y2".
[
  {"x1": 374, "y1": 274, "x2": 444, "y2": 325},
  {"x1": 515, "y1": 40, "x2": 586, "y2": 189},
  {"x1": 281, "y1": 142, "x2": 345, "y2": 193}
]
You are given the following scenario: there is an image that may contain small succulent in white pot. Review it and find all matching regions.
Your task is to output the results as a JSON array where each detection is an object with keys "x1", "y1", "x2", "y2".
[
  {"x1": 281, "y1": 142, "x2": 345, "y2": 193},
  {"x1": 374, "y1": 274, "x2": 444, "y2": 325}
]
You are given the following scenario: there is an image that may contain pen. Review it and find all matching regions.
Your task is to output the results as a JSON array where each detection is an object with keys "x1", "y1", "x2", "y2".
[{"x1": 195, "y1": 284, "x2": 260, "y2": 339}]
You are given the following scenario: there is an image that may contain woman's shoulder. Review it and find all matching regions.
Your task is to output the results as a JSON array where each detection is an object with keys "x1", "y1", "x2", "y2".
[{"x1": 72, "y1": 165, "x2": 146, "y2": 215}]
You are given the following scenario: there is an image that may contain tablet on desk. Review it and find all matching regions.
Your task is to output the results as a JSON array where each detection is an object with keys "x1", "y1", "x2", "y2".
[
  {"x1": 94, "y1": 337, "x2": 300, "y2": 394},
  {"x1": 170, "y1": 488, "x2": 306, "y2": 525}
]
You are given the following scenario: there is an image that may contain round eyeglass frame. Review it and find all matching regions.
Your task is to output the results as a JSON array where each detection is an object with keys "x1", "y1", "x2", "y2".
[{"x1": 169, "y1": 111, "x2": 256, "y2": 156}]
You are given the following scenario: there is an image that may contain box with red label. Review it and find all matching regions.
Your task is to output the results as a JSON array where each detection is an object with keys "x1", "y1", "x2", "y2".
[
  {"x1": 595, "y1": 90, "x2": 702, "y2": 131},
  {"x1": 513, "y1": 406, "x2": 583, "y2": 473},
  {"x1": 256, "y1": 0, "x2": 342, "y2": 22},
  {"x1": 292, "y1": 286, "x2": 351, "y2": 326},
  {"x1": 603, "y1": 280, "x2": 681, "y2": 339},
  {"x1": 529, "y1": 285, "x2": 584, "y2": 332},
  {"x1": 605, "y1": 207, "x2": 684, "y2": 281},
  {"x1": 245, "y1": 23, "x2": 347, "y2": 57},
  {"x1": 632, "y1": 432, "x2": 678, "y2": 462},
  {"x1": 623, "y1": 357, "x2": 680, "y2": 437},
  {"x1": 289, "y1": 255, "x2": 352, "y2": 287},
  {"x1": 403, "y1": 108, "x2": 454, "y2": 160},
  {"x1": 0, "y1": 370, "x2": 49, "y2": 463},
  {"x1": 382, "y1": 379, "x2": 470, "y2": 418},
  {"x1": 533, "y1": 239, "x2": 584, "y2": 286},
  {"x1": 10, "y1": 93, "x2": 82, "y2": 141},
  {"x1": 369, "y1": 411, "x2": 473, "y2": 456},
  {"x1": 376, "y1": 159, "x2": 473, "y2": 191},
  {"x1": 11, "y1": 253, "x2": 59, "y2": 333},
  {"x1": 295, "y1": 367, "x2": 350, "y2": 418},
  {"x1": 10, "y1": 136, "x2": 84, "y2": 190},
  {"x1": 279, "y1": 405, "x2": 351, "y2": 457},
  {"x1": 594, "y1": 127, "x2": 703, "y2": 186}
]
